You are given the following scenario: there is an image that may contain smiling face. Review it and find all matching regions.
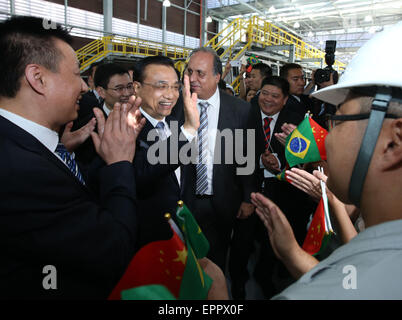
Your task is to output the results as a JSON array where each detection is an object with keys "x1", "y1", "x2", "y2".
[
  {"x1": 136, "y1": 64, "x2": 180, "y2": 120},
  {"x1": 258, "y1": 84, "x2": 288, "y2": 116},
  {"x1": 98, "y1": 73, "x2": 133, "y2": 110},
  {"x1": 45, "y1": 39, "x2": 88, "y2": 129}
]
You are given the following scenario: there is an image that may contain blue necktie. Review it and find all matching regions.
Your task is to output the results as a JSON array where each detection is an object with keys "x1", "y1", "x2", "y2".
[
  {"x1": 156, "y1": 121, "x2": 167, "y2": 140},
  {"x1": 196, "y1": 102, "x2": 209, "y2": 195},
  {"x1": 55, "y1": 142, "x2": 85, "y2": 185}
]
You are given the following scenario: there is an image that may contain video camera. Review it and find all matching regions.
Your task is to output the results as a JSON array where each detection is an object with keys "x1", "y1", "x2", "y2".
[{"x1": 314, "y1": 40, "x2": 339, "y2": 85}]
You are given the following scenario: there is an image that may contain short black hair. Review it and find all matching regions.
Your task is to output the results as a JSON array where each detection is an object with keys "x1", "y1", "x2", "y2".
[
  {"x1": 94, "y1": 63, "x2": 130, "y2": 89},
  {"x1": 252, "y1": 62, "x2": 272, "y2": 78},
  {"x1": 189, "y1": 47, "x2": 222, "y2": 76},
  {"x1": 0, "y1": 16, "x2": 72, "y2": 98},
  {"x1": 280, "y1": 63, "x2": 303, "y2": 79},
  {"x1": 136, "y1": 55, "x2": 179, "y2": 83},
  {"x1": 260, "y1": 76, "x2": 290, "y2": 96}
]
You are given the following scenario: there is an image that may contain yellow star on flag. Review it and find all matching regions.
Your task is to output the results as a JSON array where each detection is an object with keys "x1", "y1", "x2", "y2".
[{"x1": 173, "y1": 248, "x2": 187, "y2": 265}]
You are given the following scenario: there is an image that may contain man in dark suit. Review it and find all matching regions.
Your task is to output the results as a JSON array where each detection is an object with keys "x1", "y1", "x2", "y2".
[
  {"x1": 0, "y1": 16, "x2": 146, "y2": 299},
  {"x1": 73, "y1": 63, "x2": 134, "y2": 165},
  {"x1": 131, "y1": 55, "x2": 200, "y2": 249},
  {"x1": 181, "y1": 47, "x2": 254, "y2": 271},
  {"x1": 280, "y1": 63, "x2": 314, "y2": 119},
  {"x1": 229, "y1": 76, "x2": 310, "y2": 299}
]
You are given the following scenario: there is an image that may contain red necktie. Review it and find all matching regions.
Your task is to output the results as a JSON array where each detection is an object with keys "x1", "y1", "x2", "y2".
[{"x1": 263, "y1": 117, "x2": 273, "y2": 150}]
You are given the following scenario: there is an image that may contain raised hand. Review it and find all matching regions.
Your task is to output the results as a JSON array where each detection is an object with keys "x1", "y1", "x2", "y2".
[
  {"x1": 182, "y1": 74, "x2": 199, "y2": 136},
  {"x1": 91, "y1": 96, "x2": 146, "y2": 165},
  {"x1": 61, "y1": 118, "x2": 96, "y2": 152},
  {"x1": 274, "y1": 122, "x2": 296, "y2": 146},
  {"x1": 251, "y1": 192, "x2": 298, "y2": 262},
  {"x1": 251, "y1": 192, "x2": 319, "y2": 278},
  {"x1": 285, "y1": 168, "x2": 322, "y2": 202}
]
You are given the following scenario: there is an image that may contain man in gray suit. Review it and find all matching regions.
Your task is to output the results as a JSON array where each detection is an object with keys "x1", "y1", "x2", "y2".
[{"x1": 181, "y1": 47, "x2": 255, "y2": 271}]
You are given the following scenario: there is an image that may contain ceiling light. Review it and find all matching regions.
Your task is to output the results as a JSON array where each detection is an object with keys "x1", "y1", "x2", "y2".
[
  {"x1": 364, "y1": 15, "x2": 373, "y2": 22},
  {"x1": 293, "y1": 21, "x2": 300, "y2": 28},
  {"x1": 268, "y1": 6, "x2": 276, "y2": 13},
  {"x1": 206, "y1": 16, "x2": 212, "y2": 23},
  {"x1": 162, "y1": 0, "x2": 171, "y2": 7},
  {"x1": 308, "y1": 31, "x2": 314, "y2": 37}
]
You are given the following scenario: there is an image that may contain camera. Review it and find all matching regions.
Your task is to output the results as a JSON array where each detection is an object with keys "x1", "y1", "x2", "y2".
[{"x1": 314, "y1": 40, "x2": 338, "y2": 84}]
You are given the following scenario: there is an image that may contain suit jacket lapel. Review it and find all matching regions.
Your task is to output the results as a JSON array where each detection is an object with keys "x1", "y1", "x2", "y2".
[{"x1": 0, "y1": 116, "x2": 89, "y2": 192}]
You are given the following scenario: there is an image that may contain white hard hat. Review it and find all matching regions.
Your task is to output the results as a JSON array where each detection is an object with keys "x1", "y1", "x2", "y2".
[{"x1": 312, "y1": 21, "x2": 402, "y2": 106}]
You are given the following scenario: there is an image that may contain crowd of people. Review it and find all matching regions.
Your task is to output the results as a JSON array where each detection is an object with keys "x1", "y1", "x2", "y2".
[{"x1": 1, "y1": 15, "x2": 401, "y2": 300}]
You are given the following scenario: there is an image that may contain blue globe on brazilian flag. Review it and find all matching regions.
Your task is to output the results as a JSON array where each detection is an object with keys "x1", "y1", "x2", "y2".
[{"x1": 285, "y1": 117, "x2": 328, "y2": 167}]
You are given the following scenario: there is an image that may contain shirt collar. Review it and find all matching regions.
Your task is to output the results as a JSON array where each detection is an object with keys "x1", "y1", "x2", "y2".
[
  {"x1": 0, "y1": 108, "x2": 59, "y2": 152},
  {"x1": 197, "y1": 86, "x2": 220, "y2": 108},
  {"x1": 260, "y1": 110, "x2": 280, "y2": 122},
  {"x1": 102, "y1": 103, "x2": 112, "y2": 117},
  {"x1": 140, "y1": 107, "x2": 167, "y2": 128},
  {"x1": 292, "y1": 94, "x2": 301, "y2": 102}
]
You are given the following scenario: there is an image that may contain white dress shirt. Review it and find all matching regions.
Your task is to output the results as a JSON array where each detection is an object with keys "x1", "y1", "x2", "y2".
[
  {"x1": 0, "y1": 108, "x2": 71, "y2": 166},
  {"x1": 140, "y1": 107, "x2": 181, "y2": 185},
  {"x1": 196, "y1": 86, "x2": 220, "y2": 195}
]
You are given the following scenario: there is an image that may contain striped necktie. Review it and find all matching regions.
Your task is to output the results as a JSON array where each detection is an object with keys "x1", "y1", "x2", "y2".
[
  {"x1": 196, "y1": 101, "x2": 209, "y2": 195},
  {"x1": 55, "y1": 142, "x2": 85, "y2": 185},
  {"x1": 263, "y1": 117, "x2": 273, "y2": 150},
  {"x1": 156, "y1": 121, "x2": 167, "y2": 140}
]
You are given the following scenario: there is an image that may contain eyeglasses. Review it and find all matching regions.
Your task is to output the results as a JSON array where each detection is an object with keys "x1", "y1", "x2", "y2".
[
  {"x1": 142, "y1": 82, "x2": 182, "y2": 93},
  {"x1": 325, "y1": 113, "x2": 398, "y2": 131},
  {"x1": 107, "y1": 84, "x2": 134, "y2": 94}
]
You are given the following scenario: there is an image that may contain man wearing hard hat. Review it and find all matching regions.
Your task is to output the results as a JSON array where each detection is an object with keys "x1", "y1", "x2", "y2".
[{"x1": 251, "y1": 22, "x2": 402, "y2": 299}]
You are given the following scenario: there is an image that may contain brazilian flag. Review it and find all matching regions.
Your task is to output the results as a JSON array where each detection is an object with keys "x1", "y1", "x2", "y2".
[
  {"x1": 285, "y1": 117, "x2": 328, "y2": 167},
  {"x1": 247, "y1": 54, "x2": 260, "y2": 65}
]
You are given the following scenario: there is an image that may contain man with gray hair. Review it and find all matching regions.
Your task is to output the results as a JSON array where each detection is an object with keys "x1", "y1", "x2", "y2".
[{"x1": 181, "y1": 47, "x2": 255, "y2": 271}]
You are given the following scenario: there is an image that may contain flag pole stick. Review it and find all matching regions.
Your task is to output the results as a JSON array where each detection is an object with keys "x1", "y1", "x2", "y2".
[{"x1": 318, "y1": 166, "x2": 333, "y2": 233}]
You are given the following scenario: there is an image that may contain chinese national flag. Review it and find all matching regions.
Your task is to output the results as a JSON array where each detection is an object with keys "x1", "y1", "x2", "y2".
[
  {"x1": 302, "y1": 198, "x2": 329, "y2": 256},
  {"x1": 108, "y1": 229, "x2": 187, "y2": 299},
  {"x1": 309, "y1": 118, "x2": 328, "y2": 161}
]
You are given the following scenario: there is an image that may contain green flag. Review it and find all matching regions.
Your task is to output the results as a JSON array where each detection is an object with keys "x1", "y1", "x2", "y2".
[
  {"x1": 108, "y1": 202, "x2": 212, "y2": 300},
  {"x1": 121, "y1": 284, "x2": 176, "y2": 300},
  {"x1": 175, "y1": 201, "x2": 212, "y2": 299},
  {"x1": 285, "y1": 117, "x2": 328, "y2": 167}
]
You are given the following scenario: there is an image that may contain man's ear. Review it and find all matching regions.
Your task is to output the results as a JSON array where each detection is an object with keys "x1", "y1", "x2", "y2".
[
  {"x1": 25, "y1": 64, "x2": 46, "y2": 95},
  {"x1": 133, "y1": 81, "x2": 141, "y2": 96},
  {"x1": 96, "y1": 86, "x2": 106, "y2": 99},
  {"x1": 382, "y1": 118, "x2": 402, "y2": 171}
]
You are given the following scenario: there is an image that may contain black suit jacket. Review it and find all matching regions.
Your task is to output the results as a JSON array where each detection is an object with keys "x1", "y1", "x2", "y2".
[
  {"x1": 72, "y1": 90, "x2": 105, "y2": 166},
  {"x1": 249, "y1": 93, "x2": 304, "y2": 188},
  {"x1": 180, "y1": 90, "x2": 252, "y2": 227},
  {"x1": 284, "y1": 94, "x2": 313, "y2": 119},
  {"x1": 249, "y1": 94, "x2": 316, "y2": 243},
  {"x1": 0, "y1": 115, "x2": 138, "y2": 299},
  {"x1": 133, "y1": 114, "x2": 187, "y2": 249}
]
